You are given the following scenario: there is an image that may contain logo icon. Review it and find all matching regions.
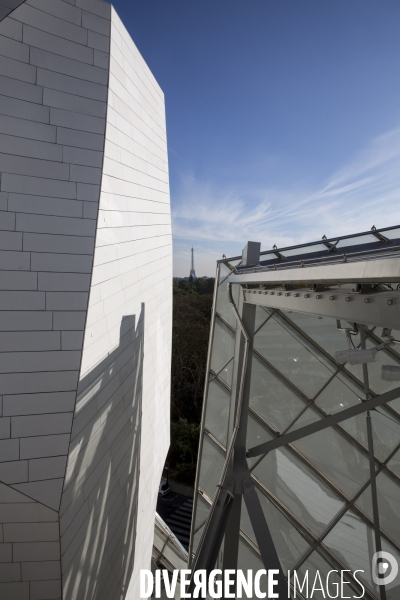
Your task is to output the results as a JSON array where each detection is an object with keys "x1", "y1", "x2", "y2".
[{"x1": 372, "y1": 551, "x2": 398, "y2": 586}]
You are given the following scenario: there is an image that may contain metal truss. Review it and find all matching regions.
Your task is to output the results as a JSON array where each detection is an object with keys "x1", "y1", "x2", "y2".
[
  {"x1": 188, "y1": 264, "x2": 222, "y2": 565},
  {"x1": 273, "y1": 308, "x2": 400, "y2": 424},
  {"x1": 251, "y1": 475, "x2": 379, "y2": 600},
  {"x1": 247, "y1": 408, "x2": 400, "y2": 555},
  {"x1": 198, "y1": 425, "x2": 400, "y2": 600},
  {"x1": 197, "y1": 424, "x2": 395, "y2": 600},
  {"x1": 217, "y1": 224, "x2": 400, "y2": 265},
  {"x1": 291, "y1": 438, "x2": 400, "y2": 574},
  {"x1": 190, "y1": 238, "x2": 400, "y2": 600},
  {"x1": 250, "y1": 344, "x2": 400, "y2": 486},
  {"x1": 189, "y1": 278, "x2": 287, "y2": 598},
  {"x1": 243, "y1": 286, "x2": 400, "y2": 330},
  {"x1": 247, "y1": 384, "x2": 400, "y2": 458}
]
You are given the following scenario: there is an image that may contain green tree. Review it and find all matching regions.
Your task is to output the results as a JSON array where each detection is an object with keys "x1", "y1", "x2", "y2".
[{"x1": 169, "y1": 278, "x2": 214, "y2": 484}]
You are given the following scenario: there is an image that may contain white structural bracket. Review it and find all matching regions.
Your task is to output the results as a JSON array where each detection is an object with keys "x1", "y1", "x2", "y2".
[{"x1": 242, "y1": 287, "x2": 400, "y2": 330}]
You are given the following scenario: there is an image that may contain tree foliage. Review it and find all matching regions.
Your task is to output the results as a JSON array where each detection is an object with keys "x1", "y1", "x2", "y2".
[{"x1": 168, "y1": 278, "x2": 214, "y2": 483}]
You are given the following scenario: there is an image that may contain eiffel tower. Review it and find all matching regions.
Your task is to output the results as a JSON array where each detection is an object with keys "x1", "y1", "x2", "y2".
[{"x1": 189, "y1": 247, "x2": 196, "y2": 279}]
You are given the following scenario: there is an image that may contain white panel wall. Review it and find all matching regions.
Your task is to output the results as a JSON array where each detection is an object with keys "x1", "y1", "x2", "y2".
[
  {"x1": 104, "y1": 11, "x2": 172, "y2": 596},
  {"x1": 0, "y1": 0, "x2": 111, "y2": 597},
  {"x1": 59, "y1": 7, "x2": 172, "y2": 600},
  {"x1": 0, "y1": 1, "x2": 172, "y2": 598},
  {"x1": 0, "y1": 0, "x2": 26, "y2": 22}
]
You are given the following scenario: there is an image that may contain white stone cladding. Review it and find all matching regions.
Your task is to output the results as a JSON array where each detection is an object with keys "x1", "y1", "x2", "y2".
[
  {"x1": 0, "y1": 0, "x2": 26, "y2": 22},
  {"x1": 0, "y1": 1, "x2": 172, "y2": 598},
  {"x1": 60, "y1": 7, "x2": 172, "y2": 600}
]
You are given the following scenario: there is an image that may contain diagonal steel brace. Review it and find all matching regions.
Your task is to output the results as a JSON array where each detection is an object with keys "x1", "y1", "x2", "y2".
[{"x1": 190, "y1": 281, "x2": 288, "y2": 597}]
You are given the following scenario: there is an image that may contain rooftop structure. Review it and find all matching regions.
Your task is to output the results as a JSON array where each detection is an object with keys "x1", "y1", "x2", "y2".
[{"x1": 190, "y1": 225, "x2": 400, "y2": 599}]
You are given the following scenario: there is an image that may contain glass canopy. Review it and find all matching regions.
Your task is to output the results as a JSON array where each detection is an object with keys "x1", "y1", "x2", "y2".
[{"x1": 190, "y1": 227, "x2": 400, "y2": 600}]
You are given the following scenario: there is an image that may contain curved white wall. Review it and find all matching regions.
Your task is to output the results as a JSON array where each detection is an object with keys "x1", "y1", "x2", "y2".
[
  {"x1": 61, "y1": 8, "x2": 172, "y2": 600},
  {"x1": 0, "y1": 1, "x2": 172, "y2": 598}
]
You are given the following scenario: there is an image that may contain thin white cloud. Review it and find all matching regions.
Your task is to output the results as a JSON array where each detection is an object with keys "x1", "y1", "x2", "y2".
[{"x1": 172, "y1": 127, "x2": 400, "y2": 275}]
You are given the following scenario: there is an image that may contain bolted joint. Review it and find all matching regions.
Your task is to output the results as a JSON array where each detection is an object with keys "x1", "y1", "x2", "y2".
[{"x1": 242, "y1": 478, "x2": 254, "y2": 495}]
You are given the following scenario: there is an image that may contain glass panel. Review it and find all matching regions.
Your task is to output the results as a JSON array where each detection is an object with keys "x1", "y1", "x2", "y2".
[
  {"x1": 195, "y1": 282, "x2": 400, "y2": 594},
  {"x1": 277, "y1": 243, "x2": 329, "y2": 258},
  {"x1": 215, "y1": 271, "x2": 238, "y2": 329},
  {"x1": 315, "y1": 375, "x2": 400, "y2": 462},
  {"x1": 383, "y1": 540, "x2": 400, "y2": 600},
  {"x1": 252, "y1": 437, "x2": 345, "y2": 537},
  {"x1": 292, "y1": 425, "x2": 370, "y2": 498},
  {"x1": 284, "y1": 312, "x2": 350, "y2": 358},
  {"x1": 254, "y1": 314, "x2": 334, "y2": 398},
  {"x1": 286, "y1": 313, "x2": 400, "y2": 400},
  {"x1": 218, "y1": 262, "x2": 231, "y2": 284},
  {"x1": 237, "y1": 537, "x2": 268, "y2": 594},
  {"x1": 387, "y1": 448, "x2": 400, "y2": 478},
  {"x1": 381, "y1": 228, "x2": 400, "y2": 240},
  {"x1": 315, "y1": 374, "x2": 368, "y2": 448},
  {"x1": 270, "y1": 310, "x2": 341, "y2": 376},
  {"x1": 246, "y1": 411, "x2": 275, "y2": 470},
  {"x1": 355, "y1": 470, "x2": 400, "y2": 547},
  {"x1": 388, "y1": 398, "x2": 400, "y2": 416},
  {"x1": 295, "y1": 550, "x2": 357, "y2": 600},
  {"x1": 282, "y1": 312, "x2": 375, "y2": 397},
  {"x1": 324, "y1": 508, "x2": 400, "y2": 598},
  {"x1": 386, "y1": 330, "x2": 400, "y2": 414},
  {"x1": 210, "y1": 318, "x2": 235, "y2": 385},
  {"x1": 198, "y1": 434, "x2": 225, "y2": 503},
  {"x1": 204, "y1": 379, "x2": 231, "y2": 446},
  {"x1": 240, "y1": 488, "x2": 310, "y2": 573},
  {"x1": 249, "y1": 353, "x2": 309, "y2": 434},
  {"x1": 286, "y1": 403, "x2": 322, "y2": 433},
  {"x1": 255, "y1": 304, "x2": 272, "y2": 333},
  {"x1": 192, "y1": 492, "x2": 211, "y2": 554},
  {"x1": 363, "y1": 335, "x2": 400, "y2": 396},
  {"x1": 370, "y1": 408, "x2": 400, "y2": 463},
  {"x1": 344, "y1": 233, "x2": 383, "y2": 246},
  {"x1": 324, "y1": 509, "x2": 376, "y2": 595},
  {"x1": 316, "y1": 371, "x2": 363, "y2": 414}
]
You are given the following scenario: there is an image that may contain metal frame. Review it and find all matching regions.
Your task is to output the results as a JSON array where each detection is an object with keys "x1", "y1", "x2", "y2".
[
  {"x1": 248, "y1": 404, "x2": 400, "y2": 554},
  {"x1": 243, "y1": 287, "x2": 400, "y2": 330},
  {"x1": 190, "y1": 233, "x2": 400, "y2": 600},
  {"x1": 246, "y1": 384, "x2": 400, "y2": 458},
  {"x1": 189, "y1": 252, "x2": 287, "y2": 597},
  {"x1": 217, "y1": 224, "x2": 400, "y2": 264},
  {"x1": 188, "y1": 263, "x2": 221, "y2": 565}
]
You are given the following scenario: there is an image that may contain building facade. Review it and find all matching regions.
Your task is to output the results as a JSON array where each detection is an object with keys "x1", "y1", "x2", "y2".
[
  {"x1": 0, "y1": 1, "x2": 172, "y2": 599},
  {"x1": 191, "y1": 230, "x2": 400, "y2": 600}
]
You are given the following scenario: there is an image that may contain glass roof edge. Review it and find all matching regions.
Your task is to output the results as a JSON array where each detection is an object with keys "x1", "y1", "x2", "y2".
[
  {"x1": 217, "y1": 224, "x2": 400, "y2": 264},
  {"x1": 226, "y1": 255, "x2": 400, "y2": 286}
]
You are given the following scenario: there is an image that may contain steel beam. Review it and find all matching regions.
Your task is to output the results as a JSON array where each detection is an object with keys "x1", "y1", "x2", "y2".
[
  {"x1": 361, "y1": 322, "x2": 387, "y2": 600},
  {"x1": 226, "y1": 255, "x2": 400, "y2": 285},
  {"x1": 190, "y1": 249, "x2": 256, "y2": 580},
  {"x1": 188, "y1": 264, "x2": 221, "y2": 565},
  {"x1": 247, "y1": 385, "x2": 400, "y2": 457},
  {"x1": 250, "y1": 345, "x2": 394, "y2": 474},
  {"x1": 248, "y1": 404, "x2": 400, "y2": 554},
  {"x1": 243, "y1": 287, "x2": 400, "y2": 330},
  {"x1": 292, "y1": 438, "x2": 400, "y2": 572},
  {"x1": 243, "y1": 478, "x2": 287, "y2": 599},
  {"x1": 218, "y1": 224, "x2": 400, "y2": 264},
  {"x1": 252, "y1": 475, "x2": 378, "y2": 600},
  {"x1": 191, "y1": 243, "x2": 288, "y2": 597},
  {"x1": 271, "y1": 307, "x2": 372, "y2": 395},
  {"x1": 367, "y1": 414, "x2": 387, "y2": 600}
]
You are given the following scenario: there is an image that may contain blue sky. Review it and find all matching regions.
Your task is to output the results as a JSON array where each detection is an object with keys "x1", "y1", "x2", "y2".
[{"x1": 113, "y1": 0, "x2": 400, "y2": 276}]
